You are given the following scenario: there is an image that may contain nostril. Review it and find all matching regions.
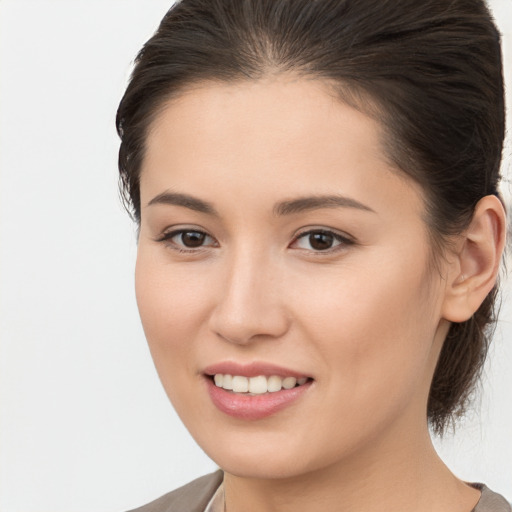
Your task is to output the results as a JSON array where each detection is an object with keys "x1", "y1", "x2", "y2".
[{"x1": 208, "y1": 288, "x2": 291, "y2": 345}]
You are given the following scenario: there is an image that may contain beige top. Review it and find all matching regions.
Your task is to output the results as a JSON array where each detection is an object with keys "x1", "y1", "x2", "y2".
[{"x1": 127, "y1": 471, "x2": 512, "y2": 512}]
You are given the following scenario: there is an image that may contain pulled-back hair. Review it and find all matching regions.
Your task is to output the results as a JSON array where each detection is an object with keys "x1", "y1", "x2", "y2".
[{"x1": 116, "y1": 0, "x2": 505, "y2": 434}]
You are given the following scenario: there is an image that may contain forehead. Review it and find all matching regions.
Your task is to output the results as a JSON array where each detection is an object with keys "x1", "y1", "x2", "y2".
[
  {"x1": 146, "y1": 76, "x2": 380, "y2": 161},
  {"x1": 141, "y1": 76, "x2": 425, "y2": 221}
]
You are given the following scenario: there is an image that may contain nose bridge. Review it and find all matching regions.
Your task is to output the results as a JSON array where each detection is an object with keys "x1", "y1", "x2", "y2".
[{"x1": 209, "y1": 242, "x2": 288, "y2": 344}]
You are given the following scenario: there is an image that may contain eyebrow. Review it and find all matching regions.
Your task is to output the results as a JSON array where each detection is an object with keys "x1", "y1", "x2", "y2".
[
  {"x1": 273, "y1": 195, "x2": 375, "y2": 216},
  {"x1": 147, "y1": 192, "x2": 219, "y2": 215},
  {"x1": 147, "y1": 191, "x2": 375, "y2": 216}
]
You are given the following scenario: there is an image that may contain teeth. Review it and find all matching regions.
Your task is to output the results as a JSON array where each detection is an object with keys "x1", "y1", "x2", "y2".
[
  {"x1": 267, "y1": 375, "x2": 282, "y2": 393},
  {"x1": 223, "y1": 374, "x2": 233, "y2": 390},
  {"x1": 232, "y1": 376, "x2": 249, "y2": 393},
  {"x1": 249, "y1": 376, "x2": 267, "y2": 394},
  {"x1": 282, "y1": 377, "x2": 297, "y2": 389},
  {"x1": 213, "y1": 374, "x2": 309, "y2": 394}
]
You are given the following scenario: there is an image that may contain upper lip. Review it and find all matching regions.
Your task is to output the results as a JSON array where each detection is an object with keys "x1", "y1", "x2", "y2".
[{"x1": 203, "y1": 361, "x2": 311, "y2": 379}]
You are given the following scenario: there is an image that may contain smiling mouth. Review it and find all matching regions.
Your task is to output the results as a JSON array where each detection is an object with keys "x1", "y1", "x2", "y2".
[{"x1": 210, "y1": 374, "x2": 312, "y2": 395}]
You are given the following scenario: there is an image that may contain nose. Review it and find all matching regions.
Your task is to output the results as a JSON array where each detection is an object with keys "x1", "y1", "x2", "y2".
[{"x1": 208, "y1": 250, "x2": 290, "y2": 346}]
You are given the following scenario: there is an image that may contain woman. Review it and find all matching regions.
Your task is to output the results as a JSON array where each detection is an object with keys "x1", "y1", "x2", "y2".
[{"x1": 117, "y1": 0, "x2": 510, "y2": 511}]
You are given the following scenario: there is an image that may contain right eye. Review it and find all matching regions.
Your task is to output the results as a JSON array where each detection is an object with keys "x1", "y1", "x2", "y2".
[{"x1": 157, "y1": 228, "x2": 218, "y2": 252}]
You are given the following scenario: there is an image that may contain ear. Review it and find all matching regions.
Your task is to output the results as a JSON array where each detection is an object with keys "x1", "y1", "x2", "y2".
[{"x1": 441, "y1": 195, "x2": 506, "y2": 323}]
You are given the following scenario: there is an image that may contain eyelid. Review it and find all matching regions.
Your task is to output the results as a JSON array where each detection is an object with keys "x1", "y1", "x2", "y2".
[
  {"x1": 155, "y1": 226, "x2": 218, "y2": 252},
  {"x1": 290, "y1": 227, "x2": 355, "y2": 252},
  {"x1": 153, "y1": 225, "x2": 355, "y2": 254}
]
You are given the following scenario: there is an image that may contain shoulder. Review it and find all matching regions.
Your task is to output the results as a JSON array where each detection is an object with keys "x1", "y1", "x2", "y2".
[
  {"x1": 473, "y1": 484, "x2": 511, "y2": 512},
  {"x1": 126, "y1": 470, "x2": 224, "y2": 512}
]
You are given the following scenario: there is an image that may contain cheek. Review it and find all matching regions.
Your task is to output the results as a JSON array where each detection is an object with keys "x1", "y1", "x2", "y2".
[
  {"x1": 293, "y1": 252, "x2": 440, "y2": 394},
  {"x1": 287, "y1": 268, "x2": 440, "y2": 457},
  {"x1": 134, "y1": 248, "x2": 218, "y2": 421},
  {"x1": 134, "y1": 248, "x2": 210, "y2": 369}
]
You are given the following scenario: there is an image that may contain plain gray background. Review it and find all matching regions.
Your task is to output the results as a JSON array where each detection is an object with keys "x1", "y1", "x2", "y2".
[{"x1": 0, "y1": 1, "x2": 511, "y2": 511}]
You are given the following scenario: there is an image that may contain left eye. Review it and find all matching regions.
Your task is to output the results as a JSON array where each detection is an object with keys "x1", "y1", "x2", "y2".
[{"x1": 292, "y1": 230, "x2": 350, "y2": 251}]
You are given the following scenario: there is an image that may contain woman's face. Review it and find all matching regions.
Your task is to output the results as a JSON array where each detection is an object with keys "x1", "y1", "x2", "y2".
[{"x1": 136, "y1": 77, "x2": 452, "y2": 479}]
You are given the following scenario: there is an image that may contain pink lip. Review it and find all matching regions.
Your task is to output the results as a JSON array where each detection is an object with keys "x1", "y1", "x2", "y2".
[
  {"x1": 202, "y1": 361, "x2": 313, "y2": 420},
  {"x1": 203, "y1": 361, "x2": 310, "y2": 379},
  {"x1": 205, "y1": 378, "x2": 312, "y2": 420}
]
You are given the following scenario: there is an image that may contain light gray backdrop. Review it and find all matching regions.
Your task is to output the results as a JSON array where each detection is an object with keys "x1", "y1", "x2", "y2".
[{"x1": 0, "y1": 1, "x2": 511, "y2": 511}]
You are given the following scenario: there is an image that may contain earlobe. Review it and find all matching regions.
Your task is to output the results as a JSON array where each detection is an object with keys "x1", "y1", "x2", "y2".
[{"x1": 441, "y1": 195, "x2": 506, "y2": 323}]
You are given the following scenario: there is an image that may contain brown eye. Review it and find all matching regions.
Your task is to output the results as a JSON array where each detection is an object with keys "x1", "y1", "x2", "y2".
[
  {"x1": 157, "y1": 228, "x2": 216, "y2": 252},
  {"x1": 308, "y1": 232, "x2": 334, "y2": 250},
  {"x1": 292, "y1": 229, "x2": 353, "y2": 253},
  {"x1": 180, "y1": 231, "x2": 206, "y2": 247}
]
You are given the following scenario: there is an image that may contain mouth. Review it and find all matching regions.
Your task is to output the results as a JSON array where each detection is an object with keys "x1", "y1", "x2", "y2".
[
  {"x1": 209, "y1": 373, "x2": 312, "y2": 395},
  {"x1": 203, "y1": 363, "x2": 314, "y2": 420}
]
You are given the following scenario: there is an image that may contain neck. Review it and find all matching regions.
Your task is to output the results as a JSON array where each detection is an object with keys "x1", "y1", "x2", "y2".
[{"x1": 223, "y1": 420, "x2": 480, "y2": 512}]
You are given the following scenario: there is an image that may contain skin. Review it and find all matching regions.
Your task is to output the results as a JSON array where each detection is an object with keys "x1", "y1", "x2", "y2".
[{"x1": 135, "y1": 76, "x2": 504, "y2": 512}]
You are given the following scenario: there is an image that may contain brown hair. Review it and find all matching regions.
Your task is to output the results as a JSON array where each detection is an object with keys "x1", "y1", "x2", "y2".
[{"x1": 116, "y1": 0, "x2": 505, "y2": 434}]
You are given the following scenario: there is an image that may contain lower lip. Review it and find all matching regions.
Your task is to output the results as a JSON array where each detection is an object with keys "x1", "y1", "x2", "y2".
[{"x1": 205, "y1": 377, "x2": 312, "y2": 420}]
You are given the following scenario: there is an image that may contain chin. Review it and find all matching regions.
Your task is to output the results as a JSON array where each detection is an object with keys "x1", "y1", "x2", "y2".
[
  {"x1": 187, "y1": 425, "x2": 309, "y2": 479},
  {"x1": 214, "y1": 451, "x2": 313, "y2": 480},
  {"x1": 192, "y1": 424, "x2": 346, "y2": 481}
]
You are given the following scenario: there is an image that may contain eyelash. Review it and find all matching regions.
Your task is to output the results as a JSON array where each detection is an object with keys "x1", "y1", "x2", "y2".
[
  {"x1": 155, "y1": 227, "x2": 355, "y2": 255},
  {"x1": 156, "y1": 228, "x2": 217, "y2": 254},
  {"x1": 291, "y1": 229, "x2": 354, "y2": 254}
]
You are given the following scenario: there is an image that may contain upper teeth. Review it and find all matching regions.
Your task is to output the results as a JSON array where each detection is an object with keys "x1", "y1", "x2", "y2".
[{"x1": 214, "y1": 374, "x2": 308, "y2": 394}]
